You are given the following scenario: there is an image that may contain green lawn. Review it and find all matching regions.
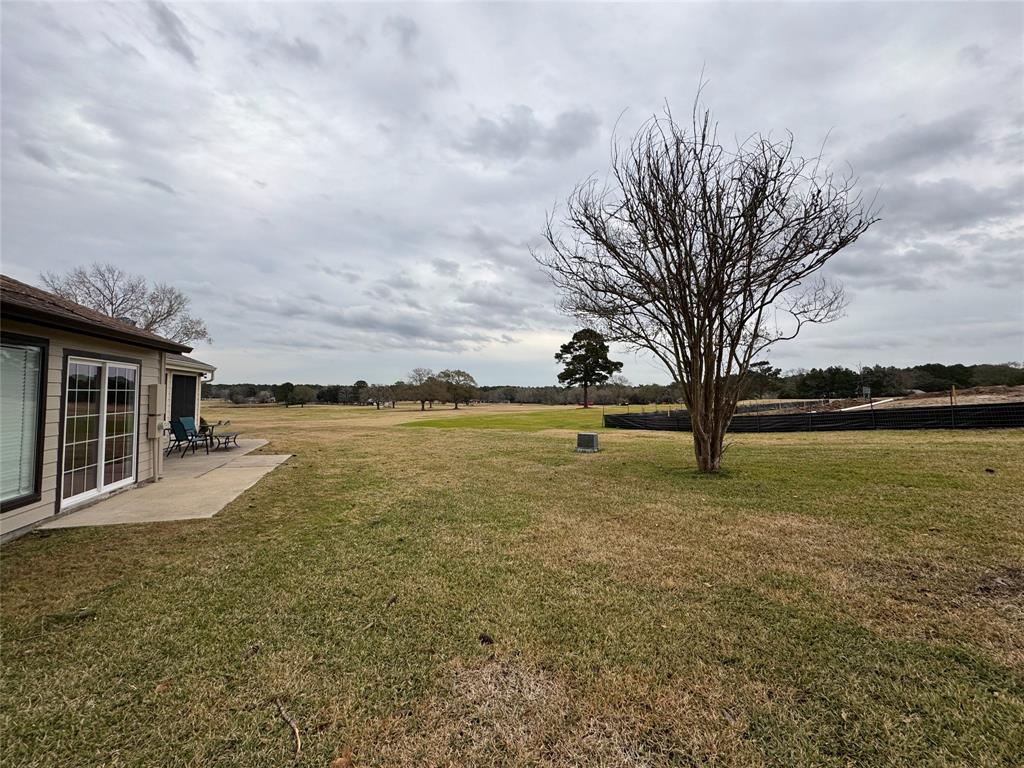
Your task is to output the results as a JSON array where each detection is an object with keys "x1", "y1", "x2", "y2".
[
  {"x1": 2, "y1": 405, "x2": 1022, "y2": 767},
  {"x1": 405, "y1": 404, "x2": 637, "y2": 431}
]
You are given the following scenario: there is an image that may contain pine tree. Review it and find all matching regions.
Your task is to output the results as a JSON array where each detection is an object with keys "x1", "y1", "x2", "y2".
[{"x1": 555, "y1": 329, "x2": 623, "y2": 408}]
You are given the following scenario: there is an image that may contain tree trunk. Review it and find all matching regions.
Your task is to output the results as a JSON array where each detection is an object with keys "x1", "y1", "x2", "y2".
[
  {"x1": 420, "y1": 400, "x2": 425, "y2": 411},
  {"x1": 690, "y1": 401, "x2": 727, "y2": 472},
  {"x1": 692, "y1": 431, "x2": 722, "y2": 472},
  {"x1": 454, "y1": 401, "x2": 459, "y2": 409},
  {"x1": 583, "y1": 382, "x2": 589, "y2": 408}
]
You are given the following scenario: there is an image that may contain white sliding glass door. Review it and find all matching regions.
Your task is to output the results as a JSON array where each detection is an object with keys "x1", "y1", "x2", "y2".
[
  {"x1": 103, "y1": 365, "x2": 138, "y2": 487},
  {"x1": 62, "y1": 359, "x2": 138, "y2": 507}
]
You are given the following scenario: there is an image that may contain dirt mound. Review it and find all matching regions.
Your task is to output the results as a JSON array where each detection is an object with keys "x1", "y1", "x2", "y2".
[{"x1": 905, "y1": 385, "x2": 1024, "y2": 401}]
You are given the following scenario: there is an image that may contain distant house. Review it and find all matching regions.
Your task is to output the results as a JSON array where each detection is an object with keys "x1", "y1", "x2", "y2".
[{"x1": 0, "y1": 275, "x2": 214, "y2": 540}]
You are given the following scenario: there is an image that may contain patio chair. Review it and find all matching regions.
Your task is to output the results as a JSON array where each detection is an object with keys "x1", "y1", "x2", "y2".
[
  {"x1": 181, "y1": 416, "x2": 224, "y2": 448},
  {"x1": 164, "y1": 419, "x2": 186, "y2": 456},
  {"x1": 178, "y1": 416, "x2": 204, "y2": 435},
  {"x1": 167, "y1": 417, "x2": 211, "y2": 458}
]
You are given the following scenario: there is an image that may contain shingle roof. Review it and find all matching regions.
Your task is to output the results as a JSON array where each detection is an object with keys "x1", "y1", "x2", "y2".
[{"x1": 1, "y1": 274, "x2": 192, "y2": 353}]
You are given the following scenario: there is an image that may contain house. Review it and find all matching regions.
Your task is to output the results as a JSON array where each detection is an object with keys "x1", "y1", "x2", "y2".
[{"x1": 0, "y1": 275, "x2": 213, "y2": 540}]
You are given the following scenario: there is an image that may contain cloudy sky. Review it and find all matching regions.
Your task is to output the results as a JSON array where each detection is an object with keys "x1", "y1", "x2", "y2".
[{"x1": 2, "y1": 2, "x2": 1022, "y2": 385}]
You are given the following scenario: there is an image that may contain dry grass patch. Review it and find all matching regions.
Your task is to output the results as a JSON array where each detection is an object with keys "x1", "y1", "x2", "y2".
[{"x1": 368, "y1": 655, "x2": 758, "y2": 767}]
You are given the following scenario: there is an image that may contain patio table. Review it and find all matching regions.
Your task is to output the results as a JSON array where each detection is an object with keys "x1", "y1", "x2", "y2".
[{"x1": 205, "y1": 422, "x2": 241, "y2": 450}]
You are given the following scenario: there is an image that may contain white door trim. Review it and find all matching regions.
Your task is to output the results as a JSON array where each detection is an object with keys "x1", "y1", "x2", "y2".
[{"x1": 61, "y1": 357, "x2": 140, "y2": 509}]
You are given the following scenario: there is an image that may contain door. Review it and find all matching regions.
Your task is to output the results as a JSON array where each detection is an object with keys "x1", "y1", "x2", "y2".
[
  {"x1": 170, "y1": 374, "x2": 197, "y2": 421},
  {"x1": 62, "y1": 359, "x2": 138, "y2": 507}
]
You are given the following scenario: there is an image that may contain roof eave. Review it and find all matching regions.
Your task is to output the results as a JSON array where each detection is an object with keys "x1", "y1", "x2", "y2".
[
  {"x1": 1, "y1": 305, "x2": 192, "y2": 354},
  {"x1": 167, "y1": 359, "x2": 216, "y2": 373}
]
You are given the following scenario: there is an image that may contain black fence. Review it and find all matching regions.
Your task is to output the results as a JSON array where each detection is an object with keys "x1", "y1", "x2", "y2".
[{"x1": 604, "y1": 402, "x2": 1024, "y2": 433}]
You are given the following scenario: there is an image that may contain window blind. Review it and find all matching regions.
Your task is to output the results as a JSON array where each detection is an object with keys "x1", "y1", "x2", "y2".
[{"x1": 1, "y1": 343, "x2": 42, "y2": 504}]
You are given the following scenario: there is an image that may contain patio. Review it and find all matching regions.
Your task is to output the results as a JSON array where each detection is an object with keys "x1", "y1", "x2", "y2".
[{"x1": 40, "y1": 439, "x2": 291, "y2": 529}]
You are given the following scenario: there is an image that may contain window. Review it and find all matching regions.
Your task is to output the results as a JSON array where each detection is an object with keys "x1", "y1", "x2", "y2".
[
  {"x1": 62, "y1": 358, "x2": 138, "y2": 507},
  {"x1": 1, "y1": 338, "x2": 46, "y2": 510}
]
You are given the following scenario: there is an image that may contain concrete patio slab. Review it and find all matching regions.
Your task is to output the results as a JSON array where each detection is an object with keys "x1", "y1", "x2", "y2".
[
  {"x1": 161, "y1": 438, "x2": 269, "y2": 478},
  {"x1": 41, "y1": 439, "x2": 291, "y2": 529},
  {"x1": 218, "y1": 454, "x2": 290, "y2": 468}
]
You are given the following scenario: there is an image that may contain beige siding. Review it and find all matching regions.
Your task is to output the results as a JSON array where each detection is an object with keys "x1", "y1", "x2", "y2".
[{"x1": 2, "y1": 320, "x2": 167, "y2": 539}]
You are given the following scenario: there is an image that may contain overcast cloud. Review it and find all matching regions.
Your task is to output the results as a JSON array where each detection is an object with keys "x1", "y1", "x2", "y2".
[{"x1": 2, "y1": 2, "x2": 1021, "y2": 385}]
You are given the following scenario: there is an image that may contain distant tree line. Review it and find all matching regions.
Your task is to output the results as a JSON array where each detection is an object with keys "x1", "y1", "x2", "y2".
[
  {"x1": 476, "y1": 379, "x2": 678, "y2": 406},
  {"x1": 203, "y1": 368, "x2": 479, "y2": 409},
  {"x1": 776, "y1": 362, "x2": 1024, "y2": 399},
  {"x1": 202, "y1": 362, "x2": 1023, "y2": 407}
]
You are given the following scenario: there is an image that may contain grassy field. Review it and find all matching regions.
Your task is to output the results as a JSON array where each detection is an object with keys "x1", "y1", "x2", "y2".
[
  {"x1": 407, "y1": 403, "x2": 636, "y2": 431},
  {"x1": 2, "y1": 403, "x2": 1022, "y2": 767}
]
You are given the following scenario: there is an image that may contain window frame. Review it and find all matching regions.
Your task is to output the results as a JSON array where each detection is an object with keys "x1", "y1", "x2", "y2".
[
  {"x1": 0, "y1": 333, "x2": 49, "y2": 513},
  {"x1": 59, "y1": 355, "x2": 141, "y2": 509}
]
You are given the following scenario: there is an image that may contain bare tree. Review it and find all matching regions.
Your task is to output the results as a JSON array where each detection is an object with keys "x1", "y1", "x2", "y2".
[
  {"x1": 366, "y1": 384, "x2": 395, "y2": 409},
  {"x1": 407, "y1": 367, "x2": 436, "y2": 411},
  {"x1": 407, "y1": 368, "x2": 433, "y2": 387},
  {"x1": 41, "y1": 262, "x2": 210, "y2": 344},
  {"x1": 536, "y1": 100, "x2": 878, "y2": 472},
  {"x1": 437, "y1": 369, "x2": 477, "y2": 409},
  {"x1": 605, "y1": 374, "x2": 631, "y2": 405}
]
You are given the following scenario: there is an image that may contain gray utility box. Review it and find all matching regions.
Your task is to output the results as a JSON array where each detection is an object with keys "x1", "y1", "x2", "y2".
[{"x1": 576, "y1": 432, "x2": 599, "y2": 453}]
